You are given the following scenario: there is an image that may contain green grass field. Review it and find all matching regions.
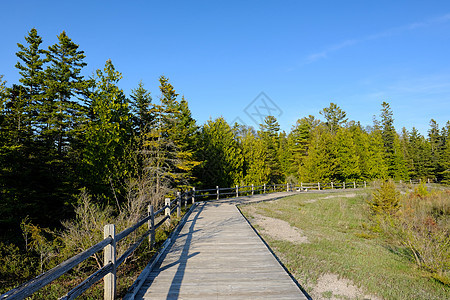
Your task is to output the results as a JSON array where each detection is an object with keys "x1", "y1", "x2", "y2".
[{"x1": 240, "y1": 190, "x2": 449, "y2": 300}]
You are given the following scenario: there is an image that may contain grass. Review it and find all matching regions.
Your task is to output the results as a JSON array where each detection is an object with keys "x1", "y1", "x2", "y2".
[{"x1": 240, "y1": 190, "x2": 450, "y2": 300}]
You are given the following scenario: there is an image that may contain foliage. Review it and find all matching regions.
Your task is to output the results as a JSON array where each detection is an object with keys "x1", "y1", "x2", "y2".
[
  {"x1": 367, "y1": 180, "x2": 401, "y2": 215},
  {"x1": 319, "y1": 102, "x2": 347, "y2": 134},
  {"x1": 1, "y1": 27, "x2": 450, "y2": 296},
  {"x1": 241, "y1": 191, "x2": 450, "y2": 299},
  {"x1": 385, "y1": 190, "x2": 450, "y2": 283},
  {"x1": 0, "y1": 242, "x2": 36, "y2": 291},
  {"x1": 81, "y1": 59, "x2": 132, "y2": 203},
  {"x1": 197, "y1": 117, "x2": 243, "y2": 187},
  {"x1": 21, "y1": 219, "x2": 60, "y2": 273},
  {"x1": 59, "y1": 189, "x2": 113, "y2": 270}
]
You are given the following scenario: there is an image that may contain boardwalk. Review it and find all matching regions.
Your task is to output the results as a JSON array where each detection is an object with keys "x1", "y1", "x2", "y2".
[{"x1": 132, "y1": 193, "x2": 309, "y2": 299}]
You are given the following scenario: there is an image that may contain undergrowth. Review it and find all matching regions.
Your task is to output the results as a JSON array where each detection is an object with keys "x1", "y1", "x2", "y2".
[{"x1": 0, "y1": 188, "x2": 188, "y2": 299}]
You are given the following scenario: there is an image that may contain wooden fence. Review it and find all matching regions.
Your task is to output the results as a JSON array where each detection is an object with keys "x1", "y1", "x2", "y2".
[
  {"x1": 1, "y1": 179, "x2": 429, "y2": 299},
  {"x1": 0, "y1": 191, "x2": 195, "y2": 300}
]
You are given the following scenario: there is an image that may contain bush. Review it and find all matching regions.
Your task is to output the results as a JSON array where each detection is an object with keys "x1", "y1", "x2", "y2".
[
  {"x1": 0, "y1": 242, "x2": 37, "y2": 293},
  {"x1": 414, "y1": 182, "x2": 429, "y2": 197},
  {"x1": 367, "y1": 180, "x2": 400, "y2": 215},
  {"x1": 376, "y1": 189, "x2": 450, "y2": 284}
]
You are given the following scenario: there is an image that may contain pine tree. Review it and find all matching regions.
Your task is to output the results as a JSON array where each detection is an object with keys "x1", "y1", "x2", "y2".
[
  {"x1": 239, "y1": 126, "x2": 269, "y2": 185},
  {"x1": 15, "y1": 28, "x2": 46, "y2": 108},
  {"x1": 278, "y1": 131, "x2": 291, "y2": 180},
  {"x1": 259, "y1": 116, "x2": 282, "y2": 183},
  {"x1": 82, "y1": 59, "x2": 132, "y2": 202},
  {"x1": 300, "y1": 124, "x2": 337, "y2": 182},
  {"x1": 155, "y1": 76, "x2": 200, "y2": 186},
  {"x1": 428, "y1": 119, "x2": 445, "y2": 180},
  {"x1": 42, "y1": 31, "x2": 89, "y2": 157},
  {"x1": 130, "y1": 80, "x2": 152, "y2": 134},
  {"x1": 287, "y1": 116, "x2": 313, "y2": 179},
  {"x1": 334, "y1": 127, "x2": 361, "y2": 180},
  {"x1": 319, "y1": 102, "x2": 348, "y2": 134},
  {"x1": 366, "y1": 126, "x2": 389, "y2": 179},
  {"x1": 404, "y1": 128, "x2": 433, "y2": 179},
  {"x1": 379, "y1": 101, "x2": 407, "y2": 179},
  {"x1": 197, "y1": 117, "x2": 243, "y2": 187}
]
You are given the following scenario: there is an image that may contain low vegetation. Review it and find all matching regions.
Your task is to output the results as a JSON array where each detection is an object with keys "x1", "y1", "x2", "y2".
[
  {"x1": 240, "y1": 184, "x2": 450, "y2": 299},
  {"x1": 0, "y1": 188, "x2": 188, "y2": 299}
]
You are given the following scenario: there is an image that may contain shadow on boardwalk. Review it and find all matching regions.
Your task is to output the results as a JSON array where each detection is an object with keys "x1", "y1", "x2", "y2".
[{"x1": 132, "y1": 192, "x2": 310, "y2": 299}]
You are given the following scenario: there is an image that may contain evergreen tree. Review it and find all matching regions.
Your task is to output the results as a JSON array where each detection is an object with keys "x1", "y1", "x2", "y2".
[
  {"x1": 130, "y1": 80, "x2": 152, "y2": 134},
  {"x1": 334, "y1": 127, "x2": 361, "y2": 180},
  {"x1": 197, "y1": 117, "x2": 243, "y2": 187},
  {"x1": 319, "y1": 102, "x2": 348, "y2": 134},
  {"x1": 259, "y1": 116, "x2": 282, "y2": 183},
  {"x1": 16, "y1": 28, "x2": 46, "y2": 113},
  {"x1": 287, "y1": 116, "x2": 313, "y2": 179},
  {"x1": 278, "y1": 131, "x2": 290, "y2": 180},
  {"x1": 239, "y1": 126, "x2": 269, "y2": 185},
  {"x1": 428, "y1": 119, "x2": 445, "y2": 180},
  {"x1": 41, "y1": 31, "x2": 89, "y2": 156},
  {"x1": 82, "y1": 59, "x2": 132, "y2": 203},
  {"x1": 366, "y1": 126, "x2": 389, "y2": 179},
  {"x1": 404, "y1": 128, "x2": 433, "y2": 179},
  {"x1": 300, "y1": 125, "x2": 337, "y2": 182},
  {"x1": 156, "y1": 77, "x2": 199, "y2": 186},
  {"x1": 379, "y1": 101, "x2": 407, "y2": 179}
]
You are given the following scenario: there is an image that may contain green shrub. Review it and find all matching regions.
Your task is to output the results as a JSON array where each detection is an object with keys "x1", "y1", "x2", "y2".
[
  {"x1": 414, "y1": 182, "x2": 429, "y2": 197},
  {"x1": 0, "y1": 242, "x2": 37, "y2": 293},
  {"x1": 384, "y1": 190, "x2": 450, "y2": 284},
  {"x1": 367, "y1": 180, "x2": 400, "y2": 215}
]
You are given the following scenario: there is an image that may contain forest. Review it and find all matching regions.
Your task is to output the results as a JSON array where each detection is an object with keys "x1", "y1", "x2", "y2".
[{"x1": 1, "y1": 28, "x2": 450, "y2": 253}]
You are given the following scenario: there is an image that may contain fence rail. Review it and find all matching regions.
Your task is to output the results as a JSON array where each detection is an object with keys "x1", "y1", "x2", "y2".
[
  {"x1": 1, "y1": 178, "x2": 432, "y2": 299},
  {"x1": 0, "y1": 193, "x2": 191, "y2": 300}
]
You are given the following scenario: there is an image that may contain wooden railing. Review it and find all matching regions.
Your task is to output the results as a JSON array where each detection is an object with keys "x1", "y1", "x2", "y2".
[
  {"x1": 0, "y1": 190, "x2": 195, "y2": 300},
  {"x1": 1, "y1": 178, "x2": 430, "y2": 299}
]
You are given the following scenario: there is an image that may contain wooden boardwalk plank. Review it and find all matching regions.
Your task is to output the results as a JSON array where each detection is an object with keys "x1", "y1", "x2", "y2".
[{"x1": 133, "y1": 193, "x2": 308, "y2": 299}]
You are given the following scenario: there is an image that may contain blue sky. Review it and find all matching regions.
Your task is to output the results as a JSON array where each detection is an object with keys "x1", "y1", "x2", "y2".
[{"x1": 1, "y1": 1, "x2": 450, "y2": 135}]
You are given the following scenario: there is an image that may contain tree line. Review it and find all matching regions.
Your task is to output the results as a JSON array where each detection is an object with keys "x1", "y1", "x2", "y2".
[{"x1": 1, "y1": 28, "x2": 449, "y2": 245}]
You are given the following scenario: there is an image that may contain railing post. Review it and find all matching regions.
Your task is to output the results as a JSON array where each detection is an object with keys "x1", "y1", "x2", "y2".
[
  {"x1": 364, "y1": 181, "x2": 367, "y2": 188},
  {"x1": 192, "y1": 187, "x2": 195, "y2": 204},
  {"x1": 148, "y1": 205, "x2": 155, "y2": 249},
  {"x1": 318, "y1": 182, "x2": 320, "y2": 190},
  {"x1": 104, "y1": 224, "x2": 116, "y2": 300},
  {"x1": 301, "y1": 182, "x2": 303, "y2": 190},
  {"x1": 286, "y1": 183, "x2": 289, "y2": 192},
  {"x1": 263, "y1": 183, "x2": 266, "y2": 193},
  {"x1": 177, "y1": 192, "x2": 181, "y2": 219},
  {"x1": 165, "y1": 198, "x2": 171, "y2": 227},
  {"x1": 353, "y1": 181, "x2": 356, "y2": 189},
  {"x1": 343, "y1": 182, "x2": 346, "y2": 189},
  {"x1": 331, "y1": 182, "x2": 334, "y2": 189},
  {"x1": 427, "y1": 178, "x2": 430, "y2": 184},
  {"x1": 236, "y1": 185, "x2": 239, "y2": 197},
  {"x1": 216, "y1": 186, "x2": 219, "y2": 200},
  {"x1": 273, "y1": 184, "x2": 276, "y2": 192},
  {"x1": 251, "y1": 184, "x2": 254, "y2": 195}
]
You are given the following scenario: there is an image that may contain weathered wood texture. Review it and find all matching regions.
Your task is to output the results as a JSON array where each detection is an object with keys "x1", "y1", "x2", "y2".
[{"x1": 133, "y1": 192, "x2": 308, "y2": 299}]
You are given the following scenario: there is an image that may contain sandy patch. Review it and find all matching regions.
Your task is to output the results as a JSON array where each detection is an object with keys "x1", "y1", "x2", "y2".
[
  {"x1": 311, "y1": 273, "x2": 381, "y2": 300},
  {"x1": 304, "y1": 199, "x2": 317, "y2": 204},
  {"x1": 245, "y1": 208, "x2": 309, "y2": 243},
  {"x1": 321, "y1": 193, "x2": 357, "y2": 199}
]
